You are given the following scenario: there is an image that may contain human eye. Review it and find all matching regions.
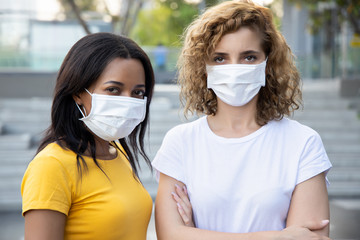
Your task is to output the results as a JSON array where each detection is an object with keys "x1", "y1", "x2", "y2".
[
  {"x1": 244, "y1": 55, "x2": 257, "y2": 63},
  {"x1": 213, "y1": 56, "x2": 225, "y2": 64},
  {"x1": 105, "y1": 87, "x2": 120, "y2": 95},
  {"x1": 132, "y1": 89, "x2": 146, "y2": 99}
]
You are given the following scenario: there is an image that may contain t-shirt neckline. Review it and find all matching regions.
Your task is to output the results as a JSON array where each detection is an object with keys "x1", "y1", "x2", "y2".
[{"x1": 202, "y1": 116, "x2": 271, "y2": 143}]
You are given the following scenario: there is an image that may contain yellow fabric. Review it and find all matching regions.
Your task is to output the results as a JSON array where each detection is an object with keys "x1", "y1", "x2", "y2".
[{"x1": 21, "y1": 142, "x2": 153, "y2": 240}]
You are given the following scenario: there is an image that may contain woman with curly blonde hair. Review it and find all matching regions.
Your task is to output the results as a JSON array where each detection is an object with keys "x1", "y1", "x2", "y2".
[{"x1": 152, "y1": 1, "x2": 332, "y2": 239}]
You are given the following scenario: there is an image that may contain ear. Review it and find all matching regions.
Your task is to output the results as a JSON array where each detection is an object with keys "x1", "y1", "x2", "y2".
[{"x1": 72, "y1": 93, "x2": 82, "y2": 106}]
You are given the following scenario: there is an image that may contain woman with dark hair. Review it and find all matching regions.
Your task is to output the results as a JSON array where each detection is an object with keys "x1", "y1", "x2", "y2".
[
  {"x1": 21, "y1": 32, "x2": 155, "y2": 239},
  {"x1": 152, "y1": 1, "x2": 331, "y2": 239}
]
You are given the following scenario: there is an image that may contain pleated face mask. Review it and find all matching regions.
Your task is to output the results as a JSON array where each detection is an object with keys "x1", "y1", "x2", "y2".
[
  {"x1": 206, "y1": 60, "x2": 267, "y2": 106},
  {"x1": 76, "y1": 89, "x2": 147, "y2": 141}
]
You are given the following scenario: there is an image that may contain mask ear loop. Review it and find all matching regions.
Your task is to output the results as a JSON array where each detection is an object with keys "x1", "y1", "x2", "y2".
[
  {"x1": 84, "y1": 88, "x2": 92, "y2": 95},
  {"x1": 75, "y1": 102, "x2": 87, "y2": 118},
  {"x1": 75, "y1": 88, "x2": 92, "y2": 118}
]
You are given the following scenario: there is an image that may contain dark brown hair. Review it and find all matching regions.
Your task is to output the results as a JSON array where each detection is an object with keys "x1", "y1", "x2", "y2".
[{"x1": 38, "y1": 32, "x2": 155, "y2": 177}]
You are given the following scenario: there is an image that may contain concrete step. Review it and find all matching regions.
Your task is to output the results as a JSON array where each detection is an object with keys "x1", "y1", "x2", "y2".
[
  {"x1": 0, "y1": 149, "x2": 36, "y2": 162},
  {"x1": 0, "y1": 134, "x2": 31, "y2": 150},
  {"x1": 148, "y1": 122, "x2": 182, "y2": 134},
  {"x1": 149, "y1": 111, "x2": 182, "y2": 122},
  {"x1": 322, "y1": 138, "x2": 360, "y2": 145},
  {"x1": 146, "y1": 134, "x2": 173, "y2": 145},
  {"x1": 328, "y1": 167, "x2": 360, "y2": 181},
  {"x1": 302, "y1": 98, "x2": 351, "y2": 110},
  {"x1": 297, "y1": 120, "x2": 360, "y2": 130},
  {"x1": 2, "y1": 122, "x2": 49, "y2": 135},
  {"x1": 149, "y1": 97, "x2": 172, "y2": 111},
  {"x1": 0, "y1": 98, "x2": 52, "y2": 111},
  {"x1": 316, "y1": 130, "x2": 360, "y2": 144},
  {"x1": 0, "y1": 110, "x2": 50, "y2": 122},
  {"x1": 0, "y1": 166, "x2": 27, "y2": 178},
  {"x1": 0, "y1": 191, "x2": 21, "y2": 211},
  {"x1": 0, "y1": 178, "x2": 22, "y2": 207},
  {"x1": 293, "y1": 109, "x2": 358, "y2": 120},
  {"x1": 328, "y1": 153, "x2": 360, "y2": 167},
  {"x1": 328, "y1": 182, "x2": 360, "y2": 198},
  {"x1": 323, "y1": 142, "x2": 360, "y2": 154},
  {"x1": 321, "y1": 132, "x2": 360, "y2": 142}
]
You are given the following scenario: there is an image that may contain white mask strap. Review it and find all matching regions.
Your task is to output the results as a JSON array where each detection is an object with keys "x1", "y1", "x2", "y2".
[
  {"x1": 85, "y1": 88, "x2": 92, "y2": 95},
  {"x1": 75, "y1": 102, "x2": 87, "y2": 118},
  {"x1": 74, "y1": 88, "x2": 92, "y2": 118}
]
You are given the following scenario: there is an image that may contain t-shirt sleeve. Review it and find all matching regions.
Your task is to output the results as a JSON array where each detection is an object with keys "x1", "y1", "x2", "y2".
[
  {"x1": 296, "y1": 132, "x2": 332, "y2": 185},
  {"x1": 21, "y1": 156, "x2": 73, "y2": 216},
  {"x1": 152, "y1": 126, "x2": 185, "y2": 183}
]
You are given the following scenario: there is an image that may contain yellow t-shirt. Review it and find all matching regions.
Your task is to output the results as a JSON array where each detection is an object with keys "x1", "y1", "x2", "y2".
[{"x1": 21, "y1": 142, "x2": 153, "y2": 240}]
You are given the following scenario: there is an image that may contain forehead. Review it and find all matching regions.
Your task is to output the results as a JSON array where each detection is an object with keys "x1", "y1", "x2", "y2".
[
  {"x1": 214, "y1": 27, "x2": 263, "y2": 53},
  {"x1": 96, "y1": 58, "x2": 145, "y2": 85}
]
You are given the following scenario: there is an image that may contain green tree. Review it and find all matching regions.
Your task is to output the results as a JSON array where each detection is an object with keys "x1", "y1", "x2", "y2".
[
  {"x1": 288, "y1": 0, "x2": 360, "y2": 34},
  {"x1": 130, "y1": 0, "x2": 199, "y2": 46}
]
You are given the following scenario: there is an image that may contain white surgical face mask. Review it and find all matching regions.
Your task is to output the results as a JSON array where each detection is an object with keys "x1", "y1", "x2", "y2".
[
  {"x1": 206, "y1": 60, "x2": 267, "y2": 106},
  {"x1": 76, "y1": 89, "x2": 147, "y2": 141}
]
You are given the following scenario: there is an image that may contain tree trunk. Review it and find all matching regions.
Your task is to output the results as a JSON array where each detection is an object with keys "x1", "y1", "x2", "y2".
[
  {"x1": 67, "y1": 0, "x2": 91, "y2": 35},
  {"x1": 125, "y1": 0, "x2": 143, "y2": 36},
  {"x1": 120, "y1": 0, "x2": 132, "y2": 35},
  {"x1": 120, "y1": 0, "x2": 143, "y2": 36}
]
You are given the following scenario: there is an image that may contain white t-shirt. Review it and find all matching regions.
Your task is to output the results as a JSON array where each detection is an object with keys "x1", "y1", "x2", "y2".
[{"x1": 152, "y1": 116, "x2": 332, "y2": 233}]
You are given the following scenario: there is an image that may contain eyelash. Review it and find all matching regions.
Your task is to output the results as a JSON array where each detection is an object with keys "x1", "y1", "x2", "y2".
[
  {"x1": 245, "y1": 55, "x2": 257, "y2": 62},
  {"x1": 106, "y1": 87, "x2": 119, "y2": 94},
  {"x1": 105, "y1": 87, "x2": 145, "y2": 97},
  {"x1": 133, "y1": 89, "x2": 145, "y2": 97},
  {"x1": 213, "y1": 55, "x2": 258, "y2": 64},
  {"x1": 213, "y1": 56, "x2": 225, "y2": 63}
]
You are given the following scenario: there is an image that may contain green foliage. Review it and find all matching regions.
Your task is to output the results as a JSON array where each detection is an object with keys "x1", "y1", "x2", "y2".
[
  {"x1": 288, "y1": 0, "x2": 360, "y2": 34},
  {"x1": 265, "y1": 0, "x2": 283, "y2": 30},
  {"x1": 130, "y1": 0, "x2": 199, "y2": 46},
  {"x1": 58, "y1": 0, "x2": 98, "y2": 18},
  {"x1": 205, "y1": 0, "x2": 220, "y2": 7}
]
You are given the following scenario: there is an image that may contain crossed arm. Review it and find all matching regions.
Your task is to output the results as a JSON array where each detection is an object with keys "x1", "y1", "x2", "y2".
[{"x1": 155, "y1": 172, "x2": 330, "y2": 240}]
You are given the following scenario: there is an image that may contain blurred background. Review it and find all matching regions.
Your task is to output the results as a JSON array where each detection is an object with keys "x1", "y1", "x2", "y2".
[{"x1": 0, "y1": 0, "x2": 359, "y2": 239}]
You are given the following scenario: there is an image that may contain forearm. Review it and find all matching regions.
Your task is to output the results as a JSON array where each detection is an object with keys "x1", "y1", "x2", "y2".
[
  {"x1": 311, "y1": 226, "x2": 329, "y2": 237},
  {"x1": 155, "y1": 173, "x2": 330, "y2": 240},
  {"x1": 156, "y1": 224, "x2": 278, "y2": 240},
  {"x1": 155, "y1": 174, "x2": 278, "y2": 240}
]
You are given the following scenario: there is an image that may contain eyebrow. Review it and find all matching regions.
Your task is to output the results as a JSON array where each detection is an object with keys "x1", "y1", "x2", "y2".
[
  {"x1": 104, "y1": 81, "x2": 145, "y2": 88},
  {"x1": 104, "y1": 81, "x2": 123, "y2": 86},
  {"x1": 213, "y1": 50, "x2": 261, "y2": 56}
]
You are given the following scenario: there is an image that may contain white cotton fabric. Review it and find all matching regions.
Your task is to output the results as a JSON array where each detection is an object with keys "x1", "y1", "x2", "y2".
[{"x1": 152, "y1": 116, "x2": 332, "y2": 233}]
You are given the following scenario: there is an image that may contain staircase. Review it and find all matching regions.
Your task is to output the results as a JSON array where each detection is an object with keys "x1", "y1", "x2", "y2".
[
  {"x1": 0, "y1": 81, "x2": 359, "y2": 211},
  {"x1": 292, "y1": 80, "x2": 360, "y2": 198}
]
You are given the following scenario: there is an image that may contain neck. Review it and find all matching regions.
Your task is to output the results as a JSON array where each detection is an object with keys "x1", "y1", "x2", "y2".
[
  {"x1": 85, "y1": 136, "x2": 117, "y2": 160},
  {"x1": 207, "y1": 96, "x2": 260, "y2": 138}
]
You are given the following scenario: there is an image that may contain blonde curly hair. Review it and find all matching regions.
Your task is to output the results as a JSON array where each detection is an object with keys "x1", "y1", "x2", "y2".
[{"x1": 177, "y1": 0, "x2": 302, "y2": 125}]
